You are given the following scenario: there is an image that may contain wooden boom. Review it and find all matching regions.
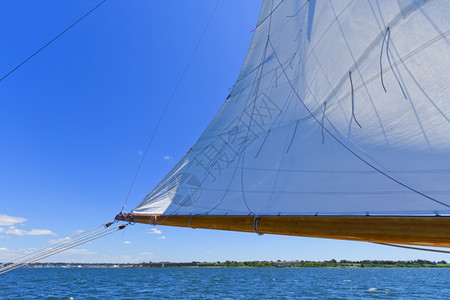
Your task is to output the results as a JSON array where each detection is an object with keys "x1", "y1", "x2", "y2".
[{"x1": 115, "y1": 213, "x2": 450, "y2": 248}]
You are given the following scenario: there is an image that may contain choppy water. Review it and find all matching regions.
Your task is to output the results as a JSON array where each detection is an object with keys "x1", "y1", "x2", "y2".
[{"x1": 1, "y1": 267, "x2": 449, "y2": 299}]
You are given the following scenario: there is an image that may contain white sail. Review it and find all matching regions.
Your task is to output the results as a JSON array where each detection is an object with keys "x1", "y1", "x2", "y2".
[{"x1": 133, "y1": 0, "x2": 450, "y2": 216}]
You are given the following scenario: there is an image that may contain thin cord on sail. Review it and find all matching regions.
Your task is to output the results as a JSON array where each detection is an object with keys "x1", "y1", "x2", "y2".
[
  {"x1": 120, "y1": 0, "x2": 221, "y2": 213},
  {"x1": 373, "y1": 242, "x2": 450, "y2": 254},
  {"x1": 286, "y1": 120, "x2": 299, "y2": 153},
  {"x1": 255, "y1": 129, "x2": 271, "y2": 158},
  {"x1": 286, "y1": 0, "x2": 310, "y2": 18},
  {"x1": 255, "y1": 0, "x2": 286, "y2": 29},
  {"x1": 321, "y1": 101, "x2": 327, "y2": 143},
  {"x1": 385, "y1": 27, "x2": 408, "y2": 100},
  {"x1": 268, "y1": 39, "x2": 450, "y2": 209},
  {"x1": 349, "y1": 71, "x2": 362, "y2": 128},
  {"x1": 0, "y1": 0, "x2": 107, "y2": 84},
  {"x1": 379, "y1": 27, "x2": 388, "y2": 93}
]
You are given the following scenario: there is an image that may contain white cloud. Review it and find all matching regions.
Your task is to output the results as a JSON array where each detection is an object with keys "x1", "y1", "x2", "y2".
[
  {"x1": 124, "y1": 241, "x2": 131, "y2": 245},
  {"x1": 0, "y1": 214, "x2": 26, "y2": 226},
  {"x1": 163, "y1": 155, "x2": 173, "y2": 161},
  {"x1": 157, "y1": 236, "x2": 166, "y2": 240},
  {"x1": 147, "y1": 228, "x2": 161, "y2": 235},
  {"x1": 0, "y1": 214, "x2": 56, "y2": 238},
  {"x1": 5, "y1": 226, "x2": 56, "y2": 237}
]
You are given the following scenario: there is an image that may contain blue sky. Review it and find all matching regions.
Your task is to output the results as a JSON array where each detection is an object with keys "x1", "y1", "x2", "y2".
[{"x1": 0, "y1": 0, "x2": 448, "y2": 263}]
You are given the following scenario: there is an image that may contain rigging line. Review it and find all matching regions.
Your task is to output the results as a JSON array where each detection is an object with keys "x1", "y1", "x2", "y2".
[
  {"x1": 120, "y1": 0, "x2": 221, "y2": 213},
  {"x1": 349, "y1": 71, "x2": 362, "y2": 128},
  {"x1": 0, "y1": 0, "x2": 107, "y2": 84},
  {"x1": 0, "y1": 224, "x2": 117, "y2": 269},
  {"x1": 0, "y1": 225, "x2": 124, "y2": 274},
  {"x1": 373, "y1": 242, "x2": 450, "y2": 254},
  {"x1": 0, "y1": 223, "x2": 108, "y2": 269},
  {"x1": 385, "y1": 27, "x2": 408, "y2": 100},
  {"x1": 0, "y1": 225, "x2": 126, "y2": 275},
  {"x1": 268, "y1": 39, "x2": 450, "y2": 209},
  {"x1": 0, "y1": 225, "x2": 120, "y2": 274}
]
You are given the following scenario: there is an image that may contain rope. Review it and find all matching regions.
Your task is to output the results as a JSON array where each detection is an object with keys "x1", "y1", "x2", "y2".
[
  {"x1": 0, "y1": 222, "x2": 126, "y2": 275},
  {"x1": 253, "y1": 216, "x2": 263, "y2": 236},
  {"x1": 349, "y1": 71, "x2": 362, "y2": 128},
  {"x1": 385, "y1": 27, "x2": 408, "y2": 100},
  {"x1": 373, "y1": 242, "x2": 450, "y2": 254},
  {"x1": 0, "y1": 0, "x2": 107, "y2": 84},
  {"x1": 120, "y1": 0, "x2": 221, "y2": 214}
]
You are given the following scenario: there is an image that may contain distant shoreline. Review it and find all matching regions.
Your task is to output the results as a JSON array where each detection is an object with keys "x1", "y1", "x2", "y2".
[{"x1": 6, "y1": 260, "x2": 449, "y2": 269}]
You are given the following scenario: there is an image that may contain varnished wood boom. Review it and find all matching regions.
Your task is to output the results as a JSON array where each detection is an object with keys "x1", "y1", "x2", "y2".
[{"x1": 115, "y1": 213, "x2": 450, "y2": 248}]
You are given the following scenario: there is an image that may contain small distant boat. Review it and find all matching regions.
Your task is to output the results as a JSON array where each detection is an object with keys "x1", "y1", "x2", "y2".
[{"x1": 117, "y1": 0, "x2": 450, "y2": 248}]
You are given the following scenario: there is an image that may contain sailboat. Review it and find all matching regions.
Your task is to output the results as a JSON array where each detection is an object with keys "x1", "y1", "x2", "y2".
[{"x1": 116, "y1": 0, "x2": 450, "y2": 249}]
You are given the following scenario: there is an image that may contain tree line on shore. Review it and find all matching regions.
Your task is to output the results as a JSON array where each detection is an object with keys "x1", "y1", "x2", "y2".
[
  {"x1": 198, "y1": 259, "x2": 449, "y2": 268},
  {"x1": 13, "y1": 259, "x2": 449, "y2": 268}
]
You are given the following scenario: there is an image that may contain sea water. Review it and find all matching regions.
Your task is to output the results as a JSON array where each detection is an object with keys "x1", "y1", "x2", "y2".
[{"x1": 1, "y1": 267, "x2": 449, "y2": 299}]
